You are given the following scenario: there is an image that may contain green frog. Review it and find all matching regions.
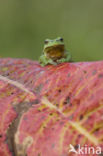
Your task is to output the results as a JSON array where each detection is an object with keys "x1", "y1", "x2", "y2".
[{"x1": 39, "y1": 37, "x2": 71, "y2": 66}]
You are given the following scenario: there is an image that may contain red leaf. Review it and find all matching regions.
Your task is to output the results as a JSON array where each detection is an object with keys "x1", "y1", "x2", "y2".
[{"x1": 0, "y1": 58, "x2": 103, "y2": 156}]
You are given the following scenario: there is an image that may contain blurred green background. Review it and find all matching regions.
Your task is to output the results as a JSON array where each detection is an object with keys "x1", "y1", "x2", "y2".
[{"x1": 0, "y1": 0, "x2": 103, "y2": 61}]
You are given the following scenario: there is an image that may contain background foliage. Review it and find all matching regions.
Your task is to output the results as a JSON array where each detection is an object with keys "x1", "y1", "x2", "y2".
[{"x1": 0, "y1": 0, "x2": 103, "y2": 61}]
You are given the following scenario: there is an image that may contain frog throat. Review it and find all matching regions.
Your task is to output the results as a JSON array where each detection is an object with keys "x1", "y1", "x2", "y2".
[{"x1": 44, "y1": 44, "x2": 65, "y2": 60}]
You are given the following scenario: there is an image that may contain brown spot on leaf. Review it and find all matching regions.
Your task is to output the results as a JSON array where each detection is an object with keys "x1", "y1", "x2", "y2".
[
  {"x1": 63, "y1": 96, "x2": 70, "y2": 105},
  {"x1": 98, "y1": 74, "x2": 103, "y2": 78},
  {"x1": 95, "y1": 128, "x2": 100, "y2": 132},
  {"x1": 78, "y1": 134, "x2": 82, "y2": 138},
  {"x1": 30, "y1": 80, "x2": 33, "y2": 84},
  {"x1": 63, "y1": 101, "x2": 67, "y2": 105},
  {"x1": 49, "y1": 113, "x2": 53, "y2": 116},
  {"x1": 33, "y1": 99, "x2": 40, "y2": 104},
  {"x1": 51, "y1": 143, "x2": 55, "y2": 148},
  {"x1": 93, "y1": 127, "x2": 100, "y2": 134},
  {"x1": 70, "y1": 103, "x2": 72, "y2": 106},
  {"x1": 58, "y1": 89, "x2": 61, "y2": 93},
  {"x1": 0, "y1": 134, "x2": 2, "y2": 138},
  {"x1": 79, "y1": 114, "x2": 83, "y2": 120},
  {"x1": 45, "y1": 79, "x2": 49, "y2": 84},
  {"x1": 56, "y1": 104, "x2": 59, "y2": 107},
  {"x1": 74, "y1": 144, "x2": 79, "y2": 150},
  {"x1": 83, "y1": 70, "x2": 87, "y2": 74},
  {"x1": 68, "y1": 73, "x2": 71, "y2": 77},
  {"x1": 60, "y1": 121, "x2": 64, "y2": 125}
]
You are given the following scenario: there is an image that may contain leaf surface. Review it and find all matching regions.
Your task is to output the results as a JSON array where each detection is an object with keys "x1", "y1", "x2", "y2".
[{"x1": 0, "y1": 58, "x2": 103, "y2": 156}]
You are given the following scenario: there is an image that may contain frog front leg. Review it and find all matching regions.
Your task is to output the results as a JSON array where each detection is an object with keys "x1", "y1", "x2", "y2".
[
  {"x1": 39, "y1": 55, "x2": 57, "y2": 66},
  {"x1": 57, "y1": 51, "x2": 72, "y2": 63}
]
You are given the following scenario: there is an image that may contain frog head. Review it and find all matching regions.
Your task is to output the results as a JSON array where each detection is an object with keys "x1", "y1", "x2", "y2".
[{"x1": 43, "y1": 37, "x2": 65, "y2": 60}]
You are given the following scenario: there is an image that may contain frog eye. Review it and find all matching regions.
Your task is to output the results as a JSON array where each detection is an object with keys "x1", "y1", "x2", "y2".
[
  {"x1": 44, "y1": 40, "x2": 49, "y2": 44},
  {"x1": 59, "y1": 37, "x2": 63, "y2": 42}
]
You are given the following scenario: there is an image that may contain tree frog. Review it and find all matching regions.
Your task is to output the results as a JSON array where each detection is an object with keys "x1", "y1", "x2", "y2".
[{"x1": 39, "y1": 37, "x2": 71, "y2": 66}]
